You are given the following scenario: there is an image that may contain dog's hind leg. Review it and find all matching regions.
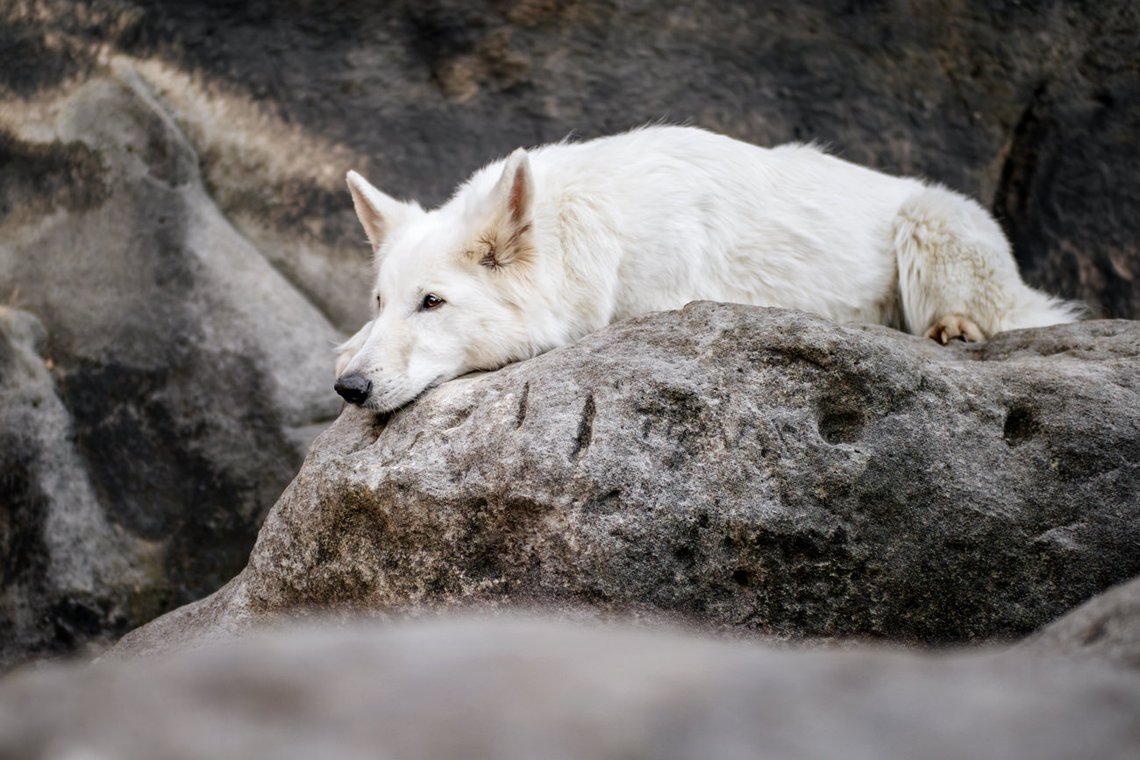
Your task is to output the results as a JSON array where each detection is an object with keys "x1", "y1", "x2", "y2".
[{"x1": 892, "y1": 186, "x2": 1082, "y2": 342}]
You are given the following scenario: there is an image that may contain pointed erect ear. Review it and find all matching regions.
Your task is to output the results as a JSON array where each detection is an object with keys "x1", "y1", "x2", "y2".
[
  {"x1": 492, "y1": 148, "x2": 535, "y2": 228},
  {"x1": 472, "y1": 148, "x2": 537, "y2": 269},
  {"x1": 346, "y1": 170, "x2": 409, "y2": 252}
]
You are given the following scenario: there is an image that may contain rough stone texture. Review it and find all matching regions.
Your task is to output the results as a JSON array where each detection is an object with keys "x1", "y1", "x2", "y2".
[
  {"x1": 3, "y1": 0, "x2": 1139, "y2": 664},
  {"x1": 8, "y1": 618, "x2": 1140, "y2": 760},
  {"x1": 0, "y1": 66, "x2": 342, "y2": 666},
  {"x1": 116, "y1": 305, "x2": 1140, "y2": 655},
  {"x1": 0, "y1": 307, "x2": 146, "y2": 662},
  {"x1": 1021, "y1": 575, "x2": 1140, "y2": 672}
]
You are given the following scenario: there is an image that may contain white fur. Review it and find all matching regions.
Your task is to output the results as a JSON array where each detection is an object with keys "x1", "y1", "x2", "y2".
[{"x1": 337, "y1": 126, "x2": 1080, "y2": 411}]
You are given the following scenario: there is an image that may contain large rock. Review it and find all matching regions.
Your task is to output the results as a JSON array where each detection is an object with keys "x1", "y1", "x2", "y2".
[
  {"x1": 4, "y1": 0, "x2": 1139, "y2": 664},
  {"x1": 117, "y1": 304, "x2": 1140, "y2": 655},
  {"x1": 0, "y1": 65, "x2": 342, "y2": 665},
  {"x1": 0, "y1": 308, "x2": 147, "y2": 662},
  {"x1": 7, "y1": 618, "x2": 1140, "y2": 760}
]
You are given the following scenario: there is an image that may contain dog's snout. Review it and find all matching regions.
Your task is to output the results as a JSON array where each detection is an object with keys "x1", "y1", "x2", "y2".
[{"x1": 334, "y1": 373, "x2": 372, "y2": 406}]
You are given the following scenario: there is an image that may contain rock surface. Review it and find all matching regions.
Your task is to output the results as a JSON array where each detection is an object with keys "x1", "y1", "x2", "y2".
[
  {"x1": 8, "y1": 618, "x2": 1140, "y2": 760},
  {"x1": 3, "y1": 0, "x2": 1139, "y2": 664},
  {"x1": 0, "y1": 307, "x2": 145, "y2": 661},
  {"x1": 0, "y1": 67, "x2": 342, "y2": 665},
  {"x1": 117, "y1": 304, "x2": 1140, "y2": 655}
]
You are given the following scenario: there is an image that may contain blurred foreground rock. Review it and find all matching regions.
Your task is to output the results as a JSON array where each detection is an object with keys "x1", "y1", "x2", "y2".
[
  {"x1": 7, "y1": 618, "x2": 1140, "y2": 760},
  {"x1": 117, "y1": 304, "x2": 1140, "y2": 655},
  {"x1": 1022, "y1": 575, "x2": 1140, "y2": 672}
]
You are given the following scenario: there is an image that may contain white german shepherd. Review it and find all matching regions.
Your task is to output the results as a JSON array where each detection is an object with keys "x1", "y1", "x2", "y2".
[{"x1": 334, "y1": 126, "x2": 1080, "y2": 411}]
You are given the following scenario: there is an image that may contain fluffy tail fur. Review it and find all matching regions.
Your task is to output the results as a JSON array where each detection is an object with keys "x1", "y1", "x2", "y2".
[{"x1": 893, "y1": 185, "x2": 1083, "y2": 338}]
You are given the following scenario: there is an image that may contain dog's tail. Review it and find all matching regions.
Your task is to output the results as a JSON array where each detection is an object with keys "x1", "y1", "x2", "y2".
[{"x1": 993, "y1": 285, "x2": 1088, "y2": 334}]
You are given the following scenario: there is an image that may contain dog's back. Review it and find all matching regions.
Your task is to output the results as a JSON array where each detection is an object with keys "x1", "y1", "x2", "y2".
[{"x1": 481, "y1": 126, "x2": 1077, "y2": 336}]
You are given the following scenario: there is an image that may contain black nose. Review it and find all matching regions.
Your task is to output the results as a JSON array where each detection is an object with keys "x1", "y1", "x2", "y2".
[{"x1": 334, "y1": 373, "x2": 372, "y2": 406}]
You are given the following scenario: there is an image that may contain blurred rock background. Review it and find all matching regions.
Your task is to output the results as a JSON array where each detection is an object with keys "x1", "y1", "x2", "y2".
[{"x1": 1, "y1": 0, "x2": 1137, "y2": 667}]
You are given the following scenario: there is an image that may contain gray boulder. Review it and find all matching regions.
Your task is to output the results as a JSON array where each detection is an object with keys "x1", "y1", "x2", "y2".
[
  {"x1": 0, "y1": 65, "x2": 342, "y2": 665},
  {"x1": 4, "y1": 0, "x2": 1139, "y2": 665},
  {"x1": 0, "y1": 307, "x2": 143, "y2": 661},
  {"x1": 7, "y1": 618, "x2": 1140, "y2": 760},
  {"x1": 116, "y1": 304, "x2": 1140, "y2": 655}
]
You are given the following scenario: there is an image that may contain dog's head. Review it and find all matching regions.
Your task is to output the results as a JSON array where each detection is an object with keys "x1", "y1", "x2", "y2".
[{"x1": 334, "y1": 150, "x2": 540, "y2": 412}]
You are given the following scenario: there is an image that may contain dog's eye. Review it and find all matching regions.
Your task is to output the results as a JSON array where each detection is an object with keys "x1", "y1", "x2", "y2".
[
  {"x1": 374, "y1": 293, "x2": 382, "y2": 310},
  {"x1": 420, "y1": 293, "x2": 445, "y2": 311}
]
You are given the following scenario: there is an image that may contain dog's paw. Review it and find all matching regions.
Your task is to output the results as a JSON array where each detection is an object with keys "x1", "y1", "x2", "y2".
[{"x1": 925, "y1": 314, "x2": 985, "y2": 344}]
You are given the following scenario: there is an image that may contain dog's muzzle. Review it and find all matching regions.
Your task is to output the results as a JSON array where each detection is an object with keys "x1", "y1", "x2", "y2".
[{"x1": 334, "y1": 373, "x2": 372, "y2": 406}]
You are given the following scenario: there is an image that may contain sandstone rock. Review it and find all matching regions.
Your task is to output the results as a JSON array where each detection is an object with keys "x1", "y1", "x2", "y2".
[
  {"x1": 1020, "y1": 575, "x2": 1140, "y2": 672},
  {"x1": 8, "y1": 618, "x2": 1140, "y2": 760},
  {"x1": 0, "y1": 307, "x2": 143, "y2": 662},
  {"x1": 0, "y1": 66, "x2": 342, "y2": 665},
  {"x1": 4, "y1": 0, "x2": 1140, "y2": 665},
  {"x1": 116, "y1": 304, "x2": 1140, "y2": 655}
]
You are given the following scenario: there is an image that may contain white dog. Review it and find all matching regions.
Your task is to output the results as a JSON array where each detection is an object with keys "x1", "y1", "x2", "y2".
[{"x1": 334, "y1": 126, "x2": 1080, "y2": 411}]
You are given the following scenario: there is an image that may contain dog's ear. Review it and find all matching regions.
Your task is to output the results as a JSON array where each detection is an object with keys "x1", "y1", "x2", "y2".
[
  {"x1": 346, "y1": 171, "x2": 411, "y2": 252},
  {"x1": 473, "y1": 149, "x2": 536, "y2": 269},
  {"x1": 493, "y1": 148, "x2": 534, "y2": 229}
]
